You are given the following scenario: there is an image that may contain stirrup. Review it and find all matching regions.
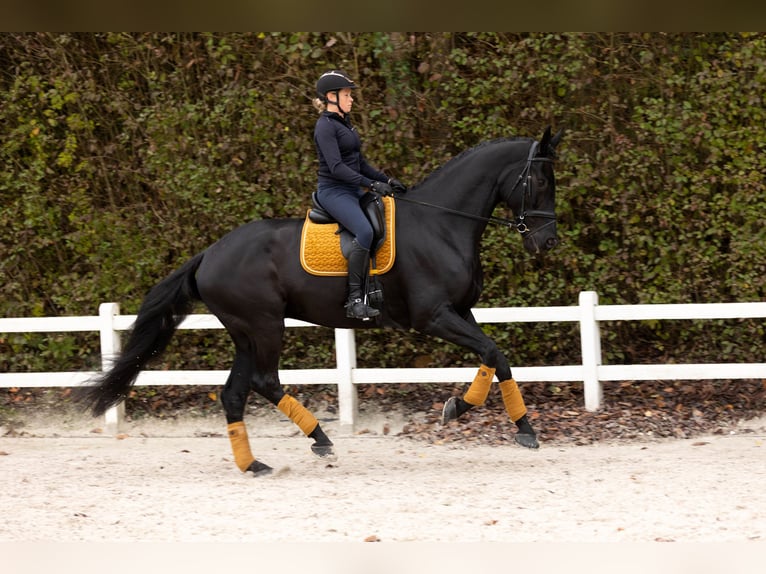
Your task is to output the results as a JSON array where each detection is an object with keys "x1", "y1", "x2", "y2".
[{"x1": 344, "y1": 298, "x2": 380, "y2": 320}]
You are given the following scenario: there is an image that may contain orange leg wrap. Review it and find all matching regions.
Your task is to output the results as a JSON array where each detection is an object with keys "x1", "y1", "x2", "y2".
[
  {"x1": 227, "y1": 421, "x2": 256, "y2": 472},
  {"x1": 278, "y1": 395, "x2": 319, "y2": 436},
  {"x1": 499, "y1": 378, "x2": 527, "y2": 422},
  {"x1": 462, "y1": 364, "x2": 496, "y2": 406}
]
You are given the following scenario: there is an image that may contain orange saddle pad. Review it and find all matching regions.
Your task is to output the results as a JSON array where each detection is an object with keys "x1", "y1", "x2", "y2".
[{"x1": 300, "y1": 196, "x2": 396, "y2": 277}]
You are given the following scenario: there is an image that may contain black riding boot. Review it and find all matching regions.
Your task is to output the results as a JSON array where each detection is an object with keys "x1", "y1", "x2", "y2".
[{"x1": 345, "y1": 240, "x2": 380, "y2": 320}]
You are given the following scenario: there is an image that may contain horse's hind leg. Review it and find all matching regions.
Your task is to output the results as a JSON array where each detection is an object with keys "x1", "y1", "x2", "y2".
[
  {"x1": 254, "y1": 376, "x2": 336, "y2": 460},
  {"x1": 250, "y1": 321, "x2": 336, "y2": 461},
  {"x1": 260, "y1": 376, "x2": 337, "y2": 461},
  {"x1": 221, "y1": 348, "x2": 274, "y2": 476}
]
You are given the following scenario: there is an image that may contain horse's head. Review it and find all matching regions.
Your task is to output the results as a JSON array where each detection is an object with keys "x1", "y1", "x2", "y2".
[{"x1": 505, "y1": 126, "x2": 563, "y2": 254}]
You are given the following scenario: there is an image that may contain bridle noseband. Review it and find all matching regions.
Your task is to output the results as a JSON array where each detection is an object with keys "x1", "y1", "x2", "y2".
[{"x1": 392, "y1": 141, "x2": 555, "y2": 237}]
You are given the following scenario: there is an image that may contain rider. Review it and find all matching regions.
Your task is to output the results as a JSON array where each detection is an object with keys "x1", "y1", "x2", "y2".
[{"x1": 312, "y1": 69, "x2": 407, "y2": 320}]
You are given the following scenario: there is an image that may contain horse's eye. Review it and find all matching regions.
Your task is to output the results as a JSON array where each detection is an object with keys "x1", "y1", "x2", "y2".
[{"x1": 537, "y1": 177, "x2": 547, "y2": 187}]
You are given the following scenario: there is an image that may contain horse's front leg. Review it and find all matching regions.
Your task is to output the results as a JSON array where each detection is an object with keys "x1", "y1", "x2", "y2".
[{"x1": 425, "y1": 308, "x2": 539, "y2": 449}]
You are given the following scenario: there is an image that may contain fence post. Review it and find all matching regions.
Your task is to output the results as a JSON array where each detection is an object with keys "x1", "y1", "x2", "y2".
[
  {"x1": 335, "y1": 328, "x2": 357, "y2": 432},
  {"x1": 579, "y1": 291, "x2": 603, "y2": 411},
  {"x1": 99, "y1": 302, "x2": 124, "y2": 435}
]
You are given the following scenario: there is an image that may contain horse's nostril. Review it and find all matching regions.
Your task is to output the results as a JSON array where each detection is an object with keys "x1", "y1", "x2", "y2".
[{"x1": 546, "y1": 237, "x2": 559, "y2": 249}]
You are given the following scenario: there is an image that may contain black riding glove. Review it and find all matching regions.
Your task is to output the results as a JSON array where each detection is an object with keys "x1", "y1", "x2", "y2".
[
  {"x1": 388, "y1": 178, "x2": 408, "y2": 194},
  {"x1": 370, "y1": 180, "x2": 393, "y2": 196}
]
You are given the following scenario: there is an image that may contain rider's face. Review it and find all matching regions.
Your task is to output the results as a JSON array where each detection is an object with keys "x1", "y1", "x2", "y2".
[{"x1": 335, "y1": 88, "x2": 354, "y2": 114}]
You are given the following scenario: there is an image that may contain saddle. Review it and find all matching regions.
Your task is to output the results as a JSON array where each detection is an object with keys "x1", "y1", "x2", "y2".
[{"x1": 300, "y1": 193, "x2": 396, "y2": 277}]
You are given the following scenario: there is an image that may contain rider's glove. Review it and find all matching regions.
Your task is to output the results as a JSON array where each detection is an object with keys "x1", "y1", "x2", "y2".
[
  {"x1": 387, "y1": 178, "x2": 408, "y2": 194},
  {"x1": 370, "y1": 180, "x2": 393, "y2": 196}
]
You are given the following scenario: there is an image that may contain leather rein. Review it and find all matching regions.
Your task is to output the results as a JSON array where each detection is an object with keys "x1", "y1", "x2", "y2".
[{"x1": 391, "y1": 141, "x2": 555, "y2": 236}]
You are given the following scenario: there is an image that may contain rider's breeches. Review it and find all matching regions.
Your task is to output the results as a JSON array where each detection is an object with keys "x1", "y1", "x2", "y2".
[{"x1": 316, "y1": 184, "x2": 373, "y2": 250}]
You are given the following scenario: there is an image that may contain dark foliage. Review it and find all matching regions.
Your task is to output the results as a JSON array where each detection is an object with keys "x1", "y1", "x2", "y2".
[{"x1": 1, "y1": 33, "x2": 765, "y2": 422}]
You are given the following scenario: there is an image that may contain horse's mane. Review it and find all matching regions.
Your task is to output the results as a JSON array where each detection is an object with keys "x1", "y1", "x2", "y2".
[{"x1": 410, "y1": 136, "x2": 532, "y2": 192}]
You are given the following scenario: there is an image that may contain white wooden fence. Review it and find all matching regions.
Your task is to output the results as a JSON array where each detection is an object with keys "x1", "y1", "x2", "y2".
[{"x1": 2, "y1": 291, "x2": 765, "y2": 434}]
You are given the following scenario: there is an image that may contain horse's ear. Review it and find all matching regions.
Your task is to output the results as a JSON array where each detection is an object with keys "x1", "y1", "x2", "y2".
[
  {"x1": 540, "y1": 125, "x2": 552, "y2": 151},
  {"x1": 550, "y1": 127, "x2": 564, "y2": 150},
  {"x1": 540, "y1": 125, "x2": 564, "y2": 156}
]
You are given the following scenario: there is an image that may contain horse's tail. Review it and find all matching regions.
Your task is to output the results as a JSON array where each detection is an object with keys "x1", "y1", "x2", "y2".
[{"x1": 77, "y1": 252, "x2": 205, "y2": 417}]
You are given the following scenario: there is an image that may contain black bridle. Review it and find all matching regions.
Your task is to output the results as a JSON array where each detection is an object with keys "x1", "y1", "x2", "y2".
[
  {"x1": 392, "y1": 141, "x2": 556, "y2": 236},
  {"x1": 505, "y1": 141, "x2": 556, "y2": 236}
]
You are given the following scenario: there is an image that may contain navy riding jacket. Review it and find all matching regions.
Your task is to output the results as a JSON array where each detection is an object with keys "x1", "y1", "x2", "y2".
[{"x1": 314, "y1": 112, "x2": 387, "y2": 189}]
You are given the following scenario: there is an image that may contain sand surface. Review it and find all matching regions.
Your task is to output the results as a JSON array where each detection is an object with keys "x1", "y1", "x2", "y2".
[{"x1": 1, "y1": 409, "x2": 764, "y2": 544}]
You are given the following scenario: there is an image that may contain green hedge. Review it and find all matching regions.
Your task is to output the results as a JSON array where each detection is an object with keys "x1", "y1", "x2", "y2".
[{"x1": 1, "y1": 32, "x2": 764, "y2": 374}]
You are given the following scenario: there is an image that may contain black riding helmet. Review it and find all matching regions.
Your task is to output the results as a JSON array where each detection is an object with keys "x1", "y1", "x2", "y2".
[{"x1": 316, "y1": 70, "x2": 358, "y2": 112}]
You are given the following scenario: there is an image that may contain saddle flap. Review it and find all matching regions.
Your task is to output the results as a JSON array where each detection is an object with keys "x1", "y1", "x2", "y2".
[{"x1": 360, "y1": 193, "x2": 386, "y2": 252}]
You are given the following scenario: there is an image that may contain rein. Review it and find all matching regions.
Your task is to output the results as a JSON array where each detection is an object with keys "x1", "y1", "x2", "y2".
[
  {"x1": 392, "y1": 194, "x2": 521, "y2": 230},
  {"x1": 392, "y1": 142, "x2": 555, "y2": 236}
]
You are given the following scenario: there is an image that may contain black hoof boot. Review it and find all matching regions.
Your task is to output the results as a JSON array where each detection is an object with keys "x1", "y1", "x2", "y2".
[
  {"x1": 311, "y1": 443, "x2": 337, "y2": 462},
  {"x1": 514, "y1": 433, "x2": 540, "y2": 449},
  {"x1": 246, "y1": 460, "x2": 274, "y2": 477}
]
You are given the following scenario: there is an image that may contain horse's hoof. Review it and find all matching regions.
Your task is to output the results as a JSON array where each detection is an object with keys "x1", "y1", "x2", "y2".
[
  {"x1": 441, "y1": 396, "x2": 459, "y2": 425},
  {"x1": 514, "y1": 433, "x2": 540, "y2": 449},
  {"x1": 311, "y1": 443, "x2": 337, "y2": 462},
  {"x1": 246, "y1": 460, "x2": 274, "y2": 477}
]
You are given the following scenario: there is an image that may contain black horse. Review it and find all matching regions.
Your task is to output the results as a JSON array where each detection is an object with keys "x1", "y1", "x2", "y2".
[{"x1": 79, "y1": 126, "x2": 563, "y2": 476}]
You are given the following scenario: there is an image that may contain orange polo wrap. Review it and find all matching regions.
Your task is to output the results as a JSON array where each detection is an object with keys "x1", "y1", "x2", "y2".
[
  {"x1": 278, "y1": 395, "x2": 319, "y2": 436},
  {"x1": 227, "y1": 421, "x2": 256, "y2": 472},
  {"x1": 462, "y1": 364, "x2": 496, "y2": 406},
  {"x1": 499, "y1": 378, "x2": 527, "y2": 422}
]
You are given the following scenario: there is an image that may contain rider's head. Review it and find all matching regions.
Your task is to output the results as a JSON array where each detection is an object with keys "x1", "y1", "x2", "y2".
[{"x1": 315, "y1": 70, "x2": 357, "y2": 116}]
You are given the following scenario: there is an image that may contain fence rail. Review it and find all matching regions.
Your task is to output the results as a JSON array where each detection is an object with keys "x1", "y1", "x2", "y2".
[{"x1": 2, "y1": 291, "x2": 765, "y2": 434}]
